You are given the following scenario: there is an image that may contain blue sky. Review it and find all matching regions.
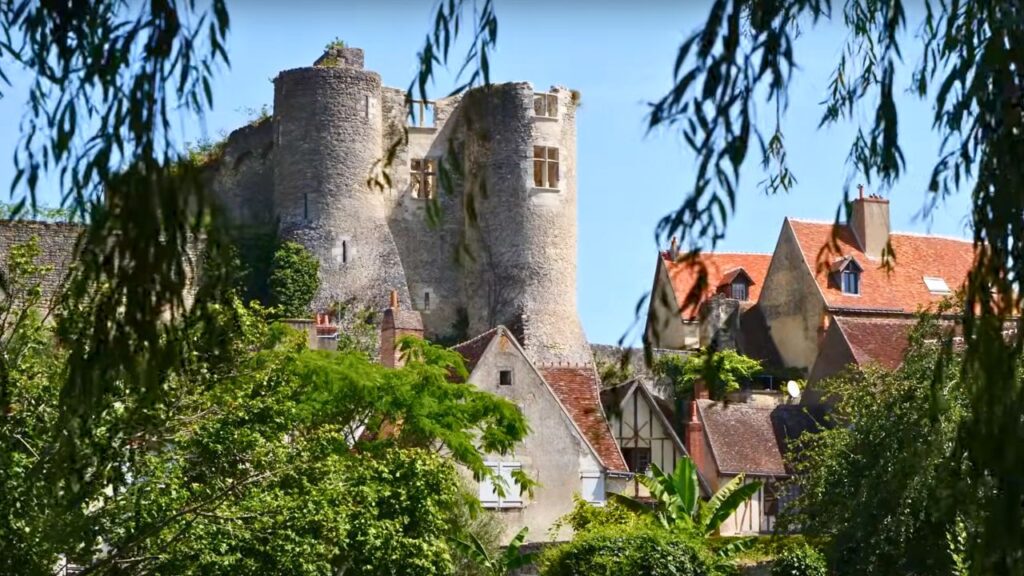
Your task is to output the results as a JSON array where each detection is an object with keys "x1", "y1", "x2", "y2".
[{"x1": 0, "y1": 1, "x2": 973, "y2": 345}]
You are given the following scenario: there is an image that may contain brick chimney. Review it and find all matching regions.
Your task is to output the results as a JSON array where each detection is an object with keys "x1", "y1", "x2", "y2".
[
  {"x1": 849, "y1": 184, "x2": 890, "y2": 260},
  {"x1": 380, "y1": 290, "x2": 424, "y2": 368},
  {"x1": 684, "y1": 398, "x2": 705, "y2": 468}
]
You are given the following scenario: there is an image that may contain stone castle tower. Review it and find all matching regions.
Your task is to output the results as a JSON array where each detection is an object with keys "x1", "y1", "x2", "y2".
[{"x1": 209, "y1": 46, "x2": 590, "y2": 365}]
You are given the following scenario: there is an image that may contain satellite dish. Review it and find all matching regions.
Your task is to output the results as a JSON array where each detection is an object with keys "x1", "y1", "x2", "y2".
[{"x1": 786, "y1": 380, "x2": 801, "y2": 399}]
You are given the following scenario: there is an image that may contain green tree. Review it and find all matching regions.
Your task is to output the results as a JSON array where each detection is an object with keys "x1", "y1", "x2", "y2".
[
  {"x1": 783, "y1": 315, "x2": 970, "y2": 575},
  {"x1": 654, "y1": 348, "x2": 762, "y2": 400},
  {"x1": 770, "y1": 542, "x2": 828, "y2": 576},
  {"x1": 611, "y1": 458, "x2": 761, "y2": 559},
  {"x1": 0, "y1": 238, "x2": 64, "y2": 575},
  {"x1": 453, "y1": 527, "x2": 537, "y2": 576},
  {"x1": 539, "y1": 525, "x2": 722, "y2": 576},
  {"x1": 269, "y1": 241, "x2": 321, "y2": 318}
]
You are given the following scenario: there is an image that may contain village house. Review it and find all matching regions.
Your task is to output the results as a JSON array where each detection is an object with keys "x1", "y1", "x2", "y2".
[
  {"x1": 646, "y1": 190, "x2": 975, "y2": 383},
  {"x1": 450, "y1": 326, "x2": 629, "y2": 541},
  {"x1": 641, "y1": 190, "x2": 976, "y2": 533}
]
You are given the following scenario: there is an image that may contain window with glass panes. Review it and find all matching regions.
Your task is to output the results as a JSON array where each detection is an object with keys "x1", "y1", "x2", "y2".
[
  {"x1": 731, "y1": 281, "x2": 749, "y2": 301},
  {"x1": 842, "y1": 269, "x2": 860, "y2": 294},
  {"x1": 411, "y1": 158, "x2": 436, "y2": 199},
  {"x1": 533, "y1": 92, "x2": 557, "y2": 118},
  {"x1": 533, "y1": 146, "x2": 559, "y2": 189}
]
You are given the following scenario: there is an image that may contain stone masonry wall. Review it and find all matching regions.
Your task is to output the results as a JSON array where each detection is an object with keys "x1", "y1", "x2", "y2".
[
  {"x1": 205, "y1": 47, "x2": 593, "y2": 368},
  {"x1": 208, "y1": 118, "x2": 275, "y2": 229},
  {"x1": 0, "y1": 221, "x2": 83, "y2": 307},
  {"x1": 273, "y1": 49, "x2": 410, "y2": 312}
]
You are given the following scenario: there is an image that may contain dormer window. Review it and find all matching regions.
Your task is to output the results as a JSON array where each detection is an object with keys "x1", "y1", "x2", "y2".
[
  {"x1": 831, "y1": 256, "x2": 863, "y2": 295},
  {"x1": 717, "y1": 268, "x2": 754, "y2": 301},
  {"x1": 841, "y1": 269, "x2": 860, "y2": 295},
  {"x1": 731, "y1": 280, "x2": 748, "y2": 301}
]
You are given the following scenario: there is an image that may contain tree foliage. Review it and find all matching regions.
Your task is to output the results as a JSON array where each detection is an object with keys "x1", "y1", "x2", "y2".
[
  {"x1": 654, "y1": 348, "x2": 761, "y2": 399},
  {"x1": 453, "y1": 526, "x2": 536, "y2": 576},
  {"x1": 269, "y1": 241, "x2": 321, "y2": 318},
  {"x1": 783, "y1": 315, "x2": 972, "y2": 575},
  {"x1": 539, "y1": 525, "x2": 723, "y2": 576},
  {"x1": 0, "y1": 231, "x2": 530, "y2": 574},
  {"x1": 611, "y1": 458, "x2": 761, "y2": 548},
  {"x1": 770, "y1": 542, "x2": 828, "y2": 576}
]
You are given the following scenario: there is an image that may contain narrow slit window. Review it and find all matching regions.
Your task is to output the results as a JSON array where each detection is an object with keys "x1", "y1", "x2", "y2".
[
  {"x1": 533, "y1": 146, "x2": 559, "y2": 189},
  {"x1": 423, "y1": 291, "x2": 431, "y2": 310},
  {"x1": 341, "y1": 240, "x2": 348, "y2": 264},
  {"x1": 411, "y1": 158, "x2": 437, "y2": 199}
]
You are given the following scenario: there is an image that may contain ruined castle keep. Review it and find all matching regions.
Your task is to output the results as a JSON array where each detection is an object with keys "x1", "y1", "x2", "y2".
[{"x1": 209, "y1": 46, "x2": 591, "y2": 366}]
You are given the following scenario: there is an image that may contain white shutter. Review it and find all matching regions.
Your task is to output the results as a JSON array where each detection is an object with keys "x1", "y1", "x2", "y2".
[
  {"x1": 479, "y1": 463, "x2": 499, "y2": 507},
  {"x1": 500, "y1": 463, "x2": 523, "y2": 507},
  {"x1": 581, "y1": 472, "x2": 605, "y2": 504}
]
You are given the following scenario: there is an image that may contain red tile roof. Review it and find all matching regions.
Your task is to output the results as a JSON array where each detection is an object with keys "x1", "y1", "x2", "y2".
[
  {"x1": 833, "y1": 315, "x2": 917, "y2": 370},
  {"x1": 451, "y1": 327, "x2": 501, "y2": 373},
  {"x1": 662, "y1": 252, "x2": 773, "y2": 320},
  {"x1": 696, "y1": 399, "x2": 787, "y2": 477},
  {"x1": 539, "y1": 366, "x2": 629, "y2": 472},
  {"x1": 787, "y1": 219, "x2": 976, "y2": 312}
]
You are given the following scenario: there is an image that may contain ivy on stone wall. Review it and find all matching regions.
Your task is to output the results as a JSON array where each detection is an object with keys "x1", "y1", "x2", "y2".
[{"x1": 269, "y1": 241, "x2": 320, "y2": 318}]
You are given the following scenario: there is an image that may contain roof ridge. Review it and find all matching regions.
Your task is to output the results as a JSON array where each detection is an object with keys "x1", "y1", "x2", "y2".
[
  {"x1": 789, "y1": 217, "x2": 974, "y2": 244},
  {"x1": 449, "y1": 325, "x2": 503, "y2": 351},
  {"x1": 889, "y1": 230, "x2": 973, "y2": 243},
  {"x1": 662, "y1": 250, "x2": 773, "y2": 257}
]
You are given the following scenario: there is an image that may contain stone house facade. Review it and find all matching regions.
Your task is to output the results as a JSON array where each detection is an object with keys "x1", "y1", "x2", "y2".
[{"x1": 450, "y1": 326, "x2": 628, "y2": 542}]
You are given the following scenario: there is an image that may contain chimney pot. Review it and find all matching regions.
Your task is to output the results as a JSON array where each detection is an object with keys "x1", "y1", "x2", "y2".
[{"x1": 389, "y1": 289, "x2": 399, "y2": 309}]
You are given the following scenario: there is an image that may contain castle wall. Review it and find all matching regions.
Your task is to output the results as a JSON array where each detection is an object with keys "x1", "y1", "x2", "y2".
[
  {"x1": 207, "y1": 119, "x2": 275, "y2": 230},
  {"x1": 0, "y1": 221, "x2": 82, "y2": 306},
  {"x1": 273, "y1": 49, "x2": 410, "y2": 312},
  {"x1": 458, "y1": 84, "x2": 590, "y2": 365},
  {"x1": 203, "y1": 47, "x2": 592, "y2": 366},
  {"x1": 381, "y1": 87, "x2": 465, "y2": 339}
]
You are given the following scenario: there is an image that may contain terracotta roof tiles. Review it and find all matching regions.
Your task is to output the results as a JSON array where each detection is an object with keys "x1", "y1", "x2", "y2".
[
  {"x1": 787, "y1": 219, "x2": 975, "y2": 313},
  {"x1": 833, "y1": 315, "x2": 917, "y2": 370},
  {"x1": 662, "y1": 252, "x2": 773, "y2": 320},
  {"x1": 697, "y1": 399, "x2": 787, "y2": 477},
  {"x1": 540, "y1": 366, "x2": 629, "y2": 472}
]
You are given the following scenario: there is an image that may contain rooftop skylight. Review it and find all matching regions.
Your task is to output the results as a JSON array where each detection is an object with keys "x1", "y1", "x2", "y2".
[{"x1": 923, "y1": 276, "x2": 951, "y2": 294}]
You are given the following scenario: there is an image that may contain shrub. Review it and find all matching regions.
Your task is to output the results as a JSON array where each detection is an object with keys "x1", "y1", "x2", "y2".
[
  {"x1": 269, "y1": 241, "x2": 320, "y2": 318},
  {"x1": 770, "y1": 543, "x2": 827, "y2": 576},
  {"x1": 540, "y1": 526, "x2": 721, "y2": 576}
]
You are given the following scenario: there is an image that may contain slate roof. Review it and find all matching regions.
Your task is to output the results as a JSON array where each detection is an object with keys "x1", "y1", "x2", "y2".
[
  {"x1": 833, "y1": 315, "x2": 917, "y2": 370},
  {"x1": 787, "y1": 219, "x2": 975, "y2": 312},
  {"x1": 662, "y1": 252, "x2": 774, "y2": 320},
  {"x1": 540, "y1": 365, "x2": 629, "y2": 472},
  {"x1": 696, "y1": 399, "x2": 787, "y2": 477}
]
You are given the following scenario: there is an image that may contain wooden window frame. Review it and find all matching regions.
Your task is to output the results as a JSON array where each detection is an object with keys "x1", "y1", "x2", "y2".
[{"x1": 841, "y1": 269, "x2": 860, "y2": 295}]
